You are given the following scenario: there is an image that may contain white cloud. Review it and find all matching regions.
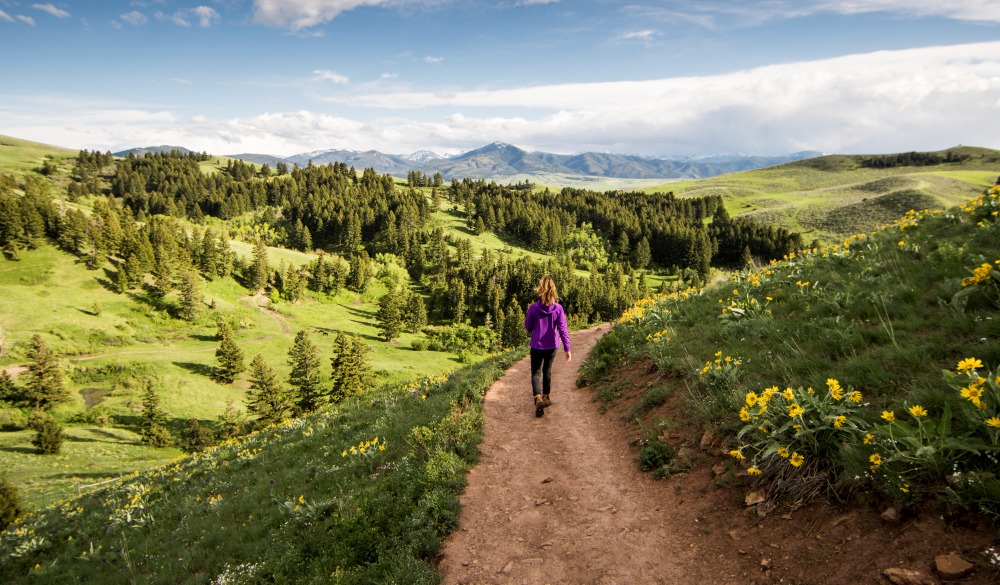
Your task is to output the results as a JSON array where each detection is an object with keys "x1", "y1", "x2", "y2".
[
  {"x1": 191, "y1": 6, "x2": 220, "y2": 27},
  {"x1": 424, "y1": 55, "x2": 444, "y2": 64},
  {"x1": 313, "y1": 69, "x2": 350, "y2": 84},
  {"x1": 30, "y1": 3, "x2": 70, "y2": 18},
  {"x1": 120, "y1": 11, "x2": 148, "y2": 26},
  {"x1": 173, "y1": 78, "x2": 192, "y2": 85},
  {"x1": 0, "y1": 9, "x2": 14, "y2": 23},
  {"x1": 16, "y1": 14, "x2": 35, "y2": 26},
  {"x1": 156, "y1": 7, "x2": 219, "y2": 27},
  {"x1": 515, "y1": 0, "x2": 559, "y2": 5},
  {"x1": 638, "y1": 0, "x2": 1000, "y2": 27},
  {"x1": 110, "y1": 20, "x2": 123, "y2": 29},
  {"x1": 618, "y1": 30, "x2": 658, "y2": 43},
  {"x1": 253, "y1": 0, "x2": 395, "y2": 30},
  {"x1": 4, "y1": 42, "x2": 1000, "y2": 157}
]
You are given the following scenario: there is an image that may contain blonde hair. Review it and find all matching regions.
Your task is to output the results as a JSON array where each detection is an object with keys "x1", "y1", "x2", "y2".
[{"x1": 536, "y1": 275, "x2": 559, "y2": 306}]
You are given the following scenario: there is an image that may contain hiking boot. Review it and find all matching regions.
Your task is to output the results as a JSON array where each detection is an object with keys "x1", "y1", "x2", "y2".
[
  {"x1": 542, "y1": 395, "x2": 551, "y2": 407},
  {"x1": 534, "y1": 394, "x2": 544, "y2": 417}
]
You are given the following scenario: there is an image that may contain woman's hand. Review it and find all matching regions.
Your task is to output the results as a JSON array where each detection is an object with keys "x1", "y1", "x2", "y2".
[{"x1": 565, "y1": 351, "x2": 572, "y2": 363}]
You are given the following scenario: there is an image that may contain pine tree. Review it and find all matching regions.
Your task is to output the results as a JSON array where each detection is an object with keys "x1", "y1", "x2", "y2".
[
  {"x1": 330, "y1": 333, "x2": 372, "y2": 404},
  {"x1": 28, "y1": 410, "x2": 64, "y2": 454},
  {"x1": 179, "y1": 418, "x2": 216, "y2": 453},
  {"x1": 0, "y1": 476, "x2": 22, "y2": 530},
  {"x1": 214, "y1": 320, "x2": 245, "y2": 384},
  {"x1": 140, "y1": 380, "x2": 173, "y2": 447},
  {"x1": 248, "y1": 238, "x2": 270, "y2": 292},
  {"x1": 500, "y1": 300, "x2": 528, "y2": 349},
  {"x1": 24, "y1": 335, "x2": 68, "y2": 410},
  {"x1": 287, "y1": 330, "x2": 324, "y2": 415},
  {"x1": 376, "y1": 286, "x2": 403, "y2": 342},
  {"x1": 217, "y1": 398, "x2": 247, "y2": 439},
  {"x1": 246, "y1": 354, "x2": 290, "y2": 425},
  {"x1": 177, "y1": 271, "x2": 202, "y2": 321},
  {"x1": 405, "y1": 294, "x2": 428, "y2": 332}
]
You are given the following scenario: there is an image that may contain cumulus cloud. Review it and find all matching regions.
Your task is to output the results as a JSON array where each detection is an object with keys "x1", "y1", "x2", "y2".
[
  {"x1": 30, "y1": 3, "x2": 70, "y2": 18},
  {"x1": 0, "y1": 10, "x2": 14, "y2": 23},
  {"x1": 4, "y1": 42, "x2": 1000, "y2": 157},
  {"x1": 120, "y1": 11, "x2": 148, "y2": 26},
  {"x1": 424, "y1": 55, "x2": 444, "y2": 64},
  {"x1": 16, "y1": 15, "x2": 35, "y2": 26},
  {"x1": 191, "y1": 6, "x2": 220, "y2": 27},
  {"x1": 253, "y1": 0, "x2": 396, "y2": 30}
]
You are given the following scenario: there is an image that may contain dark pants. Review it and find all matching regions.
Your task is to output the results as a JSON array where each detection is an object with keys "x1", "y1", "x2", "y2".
[{"x1": 530, "y1": 348, "x2": 556, "y2": 397}]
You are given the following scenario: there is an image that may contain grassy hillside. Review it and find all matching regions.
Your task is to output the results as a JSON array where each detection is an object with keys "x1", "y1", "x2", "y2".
[
  {"x1": 642, "y1": 146, "x2": 999, "y2": 242},
  {"x1": 0, "y1": 136, "x2": 76, "y2": 178},
  {"x1": 582, "y1": 184, "x2": 1000, "y2": 518},
  {"x1": 0, "y1": 244, "x2": 460, "y2": 507},
  {"x1": 0, "y1": 350, "x2": 523, "y2": 584}
]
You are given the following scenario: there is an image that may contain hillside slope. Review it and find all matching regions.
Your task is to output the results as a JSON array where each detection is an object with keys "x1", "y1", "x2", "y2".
[
  {"x1": 575, "y1": 185, "x2": 1000, "y2": 582},
  {"x1": 643, "y1": 146, "x2": 1000, "y2": 242}
]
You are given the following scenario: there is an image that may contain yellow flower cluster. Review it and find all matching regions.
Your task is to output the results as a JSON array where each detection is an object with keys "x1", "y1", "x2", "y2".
[
  {"x1": 699, "y1": 351, "x2": 742, "y2": 377},
  {"x1": 960, "y1": 185, "x2": 1000, "y2": 224},
  {"x1": 960, "y1": 261, "x2": 999, "y2": 287},
  {"x1": 645, "y1": 329, "x2": 670, "y2": 344},
  {"x1": 341, "y1": 436, "x2": 386, "y2": 458}
]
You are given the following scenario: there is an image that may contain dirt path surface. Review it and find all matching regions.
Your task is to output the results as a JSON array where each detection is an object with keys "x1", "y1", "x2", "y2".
[{"x1": 438, "y1": 325, "x2": 742, "y2": 585}]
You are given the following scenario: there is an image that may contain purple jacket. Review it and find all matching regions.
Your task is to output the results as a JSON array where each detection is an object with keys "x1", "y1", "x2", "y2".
[{"x1": 524, "y1": 300, "x2": 571, "y2": 352}]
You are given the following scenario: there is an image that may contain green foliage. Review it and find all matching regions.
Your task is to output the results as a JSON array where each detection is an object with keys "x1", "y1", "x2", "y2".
[
  {"x1": 638, "y1": 440, "x2": 674, "y2": 471},
  {"x1": 0, "y1": 477, "x2": 22, "y2": 530},
  {"x1": 593, "y1": 187, "x2": 1000, "y2": 516},
  {"x1": 330, "y1": 332, "x2": 373, "y2": 404},
  {"x1": 286, "y1": 330, "x2": 324, "y2": 416},
  {"x1": 246, "y1": 354, "x2": 290, "y2": 425},
  {"x1": 214, "y1": 319, "x2": 246, "y2": 384},
  {"x1": 27, "y1": 410, "x2": 64, "y2": 455},
  {"x1": 178, "y1": 418, "x2": 216, "y2": 453},
  {"x1": 376, "y1": 284, "x2": 403, "y2": 342},
  {"x1": 423, "y1": 323, "x2": 497, "y2": 354},
  {"x1": 0, "y1": 348, "x2": 524, "y2": 583},
  {"x1": 140, "y1": 380, "x2": 173, "y2": 448},
  {"x1": 24, "y1": 334, "x2": 68, "y2": 410}
]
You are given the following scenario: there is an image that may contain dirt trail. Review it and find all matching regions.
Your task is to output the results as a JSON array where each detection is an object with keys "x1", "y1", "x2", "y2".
[{"x1": 438, "y1": 325, "x2": 742, "y2": 585}]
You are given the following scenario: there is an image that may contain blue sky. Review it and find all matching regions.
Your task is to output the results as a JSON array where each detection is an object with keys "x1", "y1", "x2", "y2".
[{"x1": 1, "y1": 1, "x2": 999, "y2": 157}]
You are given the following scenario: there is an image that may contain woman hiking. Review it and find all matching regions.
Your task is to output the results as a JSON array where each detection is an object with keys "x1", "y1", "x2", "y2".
[{"x1": 524, "y1": 275, "x2": 572, "y2": 417}]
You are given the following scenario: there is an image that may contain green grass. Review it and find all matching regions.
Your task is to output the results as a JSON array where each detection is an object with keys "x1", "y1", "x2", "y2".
[
  {"x1": 0, "y1": 135, "x2": 76, "y2": 178},
  {"x1": 0, "y1": 245, "x2": 463, "y2": 507},
  {"x1": 639, "y1": 150, "x2": 999, "y2": 242},
  {"x1": 0, "y1": 349, "x2": 525, "y2": 584},
  {"x1": 584, "y1": 186, "x2": 1000, "y2": 508}
]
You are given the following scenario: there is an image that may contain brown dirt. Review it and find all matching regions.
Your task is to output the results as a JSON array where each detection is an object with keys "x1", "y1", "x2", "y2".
[{"x1": 438, "y1": 328, "x2": 1000, "y2": 585}]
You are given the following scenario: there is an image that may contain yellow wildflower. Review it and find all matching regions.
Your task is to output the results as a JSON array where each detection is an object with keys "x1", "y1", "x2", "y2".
[
  {"x1": 776, "y1": 447, "x2": 789, "y2": 458},
  {"x1": 833, "y1": 415, "x2": 847, "y2": 428},
  {"x1": 788, "y1": 404, "x2": 805, "y2": 417},
  {"x1": 908, "y1": 405, "x2": 928, "y2": 418},
  {"x1": 957, "y1": 357, "x2": 983, "y2": 372},
  {"x1": 863, "y1": 433, "x2": 874, "y2": 445},
  {"x1": 747, "y1": 467, "x2": 762, "y2": 475},
  {"x1": 782, "y1": 388, "x2": 795, "y2": 400},
  {"x1": 881, "y1": 411, "x2": 895, "y2": 422},
  {"x1": 739, "y1": 406, "x2": 751, "y2": 422},
  {"x1": 869, "y1": 453, "x2": 881, "y2": 466},
  {"x1": 849, "y1": 390, "x2": 863, "y2": 403},
  {"x1": 827, "y1": 378, "x2": 844, "y2": 400},
  {"x1": 789, "y1": 452, "x2": 804, "y2": 467},
  {"x1": 986, "y1": 417, "x2": 1000, "y2": 428},
  {"x1": 745, "y1": 392, "x2": 758, "y2": 406},
  {"x1": 729, "y1": 450, "x2": 745, "y2": 460}
]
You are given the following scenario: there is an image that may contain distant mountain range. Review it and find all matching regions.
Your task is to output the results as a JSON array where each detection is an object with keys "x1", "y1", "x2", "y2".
[{"x1": 114, "y1": 142, "x2": 822, "y2": 181}]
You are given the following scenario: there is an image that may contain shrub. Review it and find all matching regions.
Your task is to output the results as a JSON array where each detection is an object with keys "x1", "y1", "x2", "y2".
[
  {"x1": 142, "y1": 423, "x2": 174, "y2": 448},
  {"x1": 0, "y1": 477, "x2": 22, "y2": 530},
  {"x1": 410, "y1": 339, "x2": 426, "y2": 351},
  {"x1": 0, "y1": 407, "x2": 27, "y2": 431},
  {"x1": 28, "y1": 411, "x2": 64, "y2": 454},
  {"x1": 179, "y1": 418, "x2": 216, "y2": 453},
  {"x1": 638, "y1": 440, "x2": 674, "y2": 471}
]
